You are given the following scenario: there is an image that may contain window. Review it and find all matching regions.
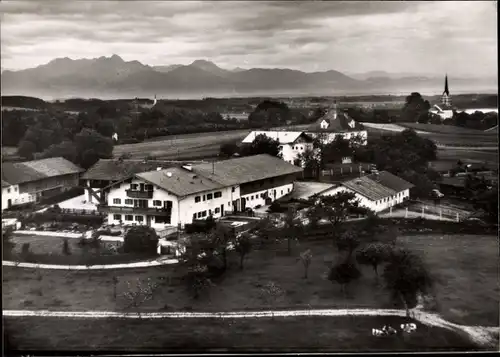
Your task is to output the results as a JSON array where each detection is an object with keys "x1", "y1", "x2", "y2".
[
  {"x1": 125, "y1": 199, "x2": 133, "y2": 205},
  {"x1": 281, "y1": 190, "x2": 283, "y2": 195},
  {"x1": 203, "y1": 195, "x2": 206, "y2": 201},
  {"x1": 193, "y1": 213, "x2": 196, "y2": 220},
  {"x1": 207, "y1": 193, "x2": 213, "y2": 200},
  {"x1": 300, "y1": 146, "x2": 303, "y2": 150},
  {"x1": 202, "y1": 210, "x2": 207, "y2": 217},
  {"x1": 288, "y1": 188, "x2": 291, "y2": 193},
  {"x1": 197, "y1": 212, "x2": 203, "y2": 218},
  {"x1": 113, "y1": 198, "x2": 121, "y2": 204},
  {"x1": 113, "y1": 214, "x2": 121, "y2": 221},
  {"x1": 155, "y1": 215, "x2": 171, "y2": 224},
  {"x1": 131, "y1": 184, "x2": 138, "y2": 190},
  {"x1": 195, "y1": 196, "x2": 201, "y2": 203},
  {"x1": 214, "y1": 191, "x2": 222, "y2": 198},
  {"x1": 14, "y1": 187, "x2": 17, "y2": 192},
  {"x1": 232, "y1": 187, "x2": 235, "y2": 192},
  {"x1": 215, "y1": 207, "x2": 220, "y2": 214},
  {"x1": 153, "y1": 200, "x2": 162, "y2": 206},
  {"x1": 135, "y1": 216, "x2": 144, "y2": 222},
  {"x1": 7, "y1": 188, "x2": 10, "y2": 193},
  {"x1": 251, "y1": 195, "x2": 254, "y2": 200},
  {"x1": 125, "y1": 215, "x2": 133, "y2": 221},
  {"x1": 145, "y1": 184, "x2": 153, "y2": 191}
]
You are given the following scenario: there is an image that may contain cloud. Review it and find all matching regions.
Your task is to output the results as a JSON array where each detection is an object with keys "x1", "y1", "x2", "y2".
[{"x1": 0, "y1": 1, "x2": 496, "y2": 77}]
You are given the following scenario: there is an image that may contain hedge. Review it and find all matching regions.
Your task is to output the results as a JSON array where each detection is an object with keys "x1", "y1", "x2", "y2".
[{"x1": 21, "y1": 212, "x2": 104, "y2": 227}]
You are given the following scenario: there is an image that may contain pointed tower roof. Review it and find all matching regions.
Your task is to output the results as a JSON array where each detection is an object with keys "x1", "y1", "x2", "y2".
[{"x1": 443, "y1": 74, "x2": 450, "y2": 96}]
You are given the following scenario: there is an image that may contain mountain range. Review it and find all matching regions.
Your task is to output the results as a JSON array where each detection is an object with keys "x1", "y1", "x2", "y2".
[{"x1": 1, "y1": 55, "x2": 497, "y2": 100}]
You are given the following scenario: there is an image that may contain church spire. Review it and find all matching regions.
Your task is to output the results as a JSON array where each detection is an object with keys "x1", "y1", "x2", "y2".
[{"x1": 443, "y1": 74, "x2": 449, "y2": 96}]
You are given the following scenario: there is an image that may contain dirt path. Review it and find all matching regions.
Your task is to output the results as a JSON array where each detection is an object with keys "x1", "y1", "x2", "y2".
[{"x1": 3, "y1": 307, "x2": 498, "y2": 349}]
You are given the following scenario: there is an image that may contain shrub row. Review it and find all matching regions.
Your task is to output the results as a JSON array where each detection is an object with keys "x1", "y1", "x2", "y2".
[
  {"x1": 10, "y1": 251, "x2": 156, "y2": 266},
  {"x1": 21, "y1": 212, "x2": 104, "y2": 227}
]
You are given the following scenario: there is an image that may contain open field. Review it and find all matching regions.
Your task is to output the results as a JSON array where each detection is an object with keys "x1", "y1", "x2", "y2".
[
  {"x1": 4, "y1": 314, "x2": 482, "y2": 353},
  {"x1": 398, "y1": 123, "x2": 497, "y2": 135},
  {"x1": 3, "y1": 234, "x2": 498, "y2": 327},
  {"x1": 113, "y1": 129, "x2": 249, "y2": 160}
]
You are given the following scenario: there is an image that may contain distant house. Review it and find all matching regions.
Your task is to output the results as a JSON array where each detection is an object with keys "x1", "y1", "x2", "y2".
[
  {"x1": 96, "y1": 154, "x2": 303, "y2": 229},
  {"x1": 1, "y1": 157, "x2": 84, "y2": 210},
  {"x1": 241, "y1": 131, "x2": 314, "y2": 166},
  {"x1": 305, "y1": 101, "x2": 368, "y2": 145},
  {"x1": 318, "y1": 171, "x2": 414, "y2": 213}
]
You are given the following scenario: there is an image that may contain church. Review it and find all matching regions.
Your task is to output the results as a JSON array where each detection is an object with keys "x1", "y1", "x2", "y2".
[{"x1": 429, "y1": 75, "x2": 454, "y2": 120}]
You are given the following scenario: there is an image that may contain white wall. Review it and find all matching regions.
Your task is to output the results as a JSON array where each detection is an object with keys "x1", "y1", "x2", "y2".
[
  {"x1": 280, "y1": 142, "x2": 313, "y2": 166},
  {"x1": 306, "y1": 130, "x2": 368, "y2": 146},
  {"x1": 320, "y1": 186, "x2": 410, "y2": 213},
  {"x1": 179, "y1": 185, "x2": 235, "y2": 224},
  {"x1": 241, "y1": 182, "x2": 294, "y2": 209},
  {"x1": 2, "y1": 185, "x2": 35, "y2": 210}
]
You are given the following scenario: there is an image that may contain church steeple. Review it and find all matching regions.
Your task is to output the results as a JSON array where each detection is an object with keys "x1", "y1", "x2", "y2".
[
  {"x1": 443, "y1": 74, "x2": 450, "y2": 96},
  {"x1": 441, "y1": 74, "x2": 451, "y2": 107}
]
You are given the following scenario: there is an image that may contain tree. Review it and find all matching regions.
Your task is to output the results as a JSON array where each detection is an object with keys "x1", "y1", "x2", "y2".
[
  {"x1": 234, "y1": 233, "x2": 252, "y2": 269},
  {"x1": 335, "y1": 230, "x2": 360, "y2": 259},
  {"x1": 240, "y1": 134, "x2": 281, "y2": 158},
  {"x1": 207, "y1": 223, "x2": 235, "y2": 271},
  {"x1": 74, "y1": 128, "x2": 113, "y2": 169},
  {"x1": 328, "y1": 260, "x2": 362, "y2": 294},
  {"x1": 316, "y1": 191, "x2": 368, "y2": 228},
  {"x1": 382, "y1": 248, "x2": 434, "y2": 316},
  {"x1": 260, "y1": 282, "x2": 284, "y2": 319},
  {"x1": 297, "y1": 147, "x2": 321, "y2": 179},
  {"x1": 283, "y1": 207, "x2": 303, "y2": 255},
  {"x1": 123, "y1": 226, "x2": 159, "y2": 254},
  {"x1": 472, "y1": 183, "x2": 498, "y2": 224},
  {"x1": 96, "y1": 119, "x2": 115, "y2": 138},
  {"x1": 219, "y1": 142, "x2": 239, "y2": 158},
  {"x1": 322, "y1": 136, "x2": 352, "y2": 164},
  {"x1": 402, "y1": 92, "x2": 431, "y2": 123},
  {"x1": 356, "y1": 242, "x2": 392, "y2": 277},
  {"x1": 298, "y1": 249, "x2": 313, "y2": 279},
  {"x1": 2, "y1": 227, "x2": 16, "y2": 260},
  {"x1": 122, "y1": 278, "x2": 158, "y2": 314},
  {"x1": 36, "y1": 140, "x2": 78, "y2": 163},
  {"x1": 17, "y1": 139, "x2": 37, "y2": 159}
]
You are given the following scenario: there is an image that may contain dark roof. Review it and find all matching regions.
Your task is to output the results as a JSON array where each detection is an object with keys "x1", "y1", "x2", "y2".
[
  {"x1": 365, "y1": 171, "x2": 415, "y2": 192},
  {"x1": 341, "y1": 171, "x2": 414, "y2": 201},
  {"x1": 2, "y1": 157, "x2": 83, "y2": 185},
  {"x1": 438, "y1": 177, "x2": 466, "y2": 188},
  {"x1": 81, "y1": 159, "x2": 205, "y2": 181},
  {"x1": 2, "y1": 180, "x2": 11, "y2": 188},
  {"x1": 136, "y1": 167, "x2": 224, "y2": 197},
  {"x1": 309, "y1": 110, "x2": 364, "y2": 133},
  {"x1": 191, "y1": 154, "x2": 303, "y2": 186}
]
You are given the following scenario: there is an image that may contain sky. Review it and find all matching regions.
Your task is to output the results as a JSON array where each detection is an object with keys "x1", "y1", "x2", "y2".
[{"x1": 0, "y1": 1, "x2": 497, "y2": 77}]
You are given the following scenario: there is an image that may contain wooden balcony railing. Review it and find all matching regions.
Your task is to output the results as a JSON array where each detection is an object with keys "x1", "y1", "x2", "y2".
[{"x1": 126, "y1": 189, "x2": 153, "y2": 199}]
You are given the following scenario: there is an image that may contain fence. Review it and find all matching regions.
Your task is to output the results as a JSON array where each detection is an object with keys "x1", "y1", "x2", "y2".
[{"x1": 58, "y1": 208, "x2": 105, "y2": 216}]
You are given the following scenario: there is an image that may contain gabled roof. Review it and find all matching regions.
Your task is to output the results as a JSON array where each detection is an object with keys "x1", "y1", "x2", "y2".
[
  {"x1": 136, "y1": 167, "x2": 224, "y2": 197},
  {"x1": 309, "y1": 110, "x2": 364, "y2": 133},
  {"x1": 81, "y1": 159, "x2": 203, "y2": 181},
  {"x1": 341, "y1": 171, "x2": 414, "y2": 201},
  {"x1": 241, "y1": 131, "x2": 311, "y2": 144},
  {"x1": 191, "y1": 154, "x2": 303, "y2": 186},
  {"x1": 2, "y1": 180, "x2": 11, "y2": 188},
  {"x1": 2, "y1": 157, "x2": 84, "y2": 186}
]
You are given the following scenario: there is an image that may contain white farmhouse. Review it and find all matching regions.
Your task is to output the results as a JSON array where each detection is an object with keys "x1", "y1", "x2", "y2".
[
  {"x1": 318, "y1": 171, "x2": 414, "y2": 213},
  {"x1": 305, "y1": 101, "x2": 368, "y2": 146},
  {"x1": 98, "y1": 154, "x2": 303, "y2": 229},
  {"x1": 241, "y1": 131, "x2": 314, "y2": 165}
]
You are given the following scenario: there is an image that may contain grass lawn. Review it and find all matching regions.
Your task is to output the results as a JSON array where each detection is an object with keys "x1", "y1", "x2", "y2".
[
  {"x1": 3, "y1": 315, "x2": 482, "y2": 352},
  {"x1": 3, "y1": 234, "x2": 498, "y2": 328},
  {"x1": 398, "y1": 123, "x2": 495, "y2": 135}
]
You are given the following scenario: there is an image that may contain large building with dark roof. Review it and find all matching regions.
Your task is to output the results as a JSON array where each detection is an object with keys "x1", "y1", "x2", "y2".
[
  {"x1": 1, "y1": 157, "x2": 84, "y2": 210},
  {"x1": 95, "y1": 154, "x2": 303, "y2": 229}
]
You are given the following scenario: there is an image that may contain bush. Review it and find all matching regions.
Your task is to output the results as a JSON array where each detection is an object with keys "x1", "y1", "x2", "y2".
[
  {"x1": 185, "y1": 219, "x2": 216, "y2": 234},
  {"x1": 62, "y1": 238, "x2": 71, "y2": 256},
  {"x1": 267, "y1": 201, "x2": 288, "y2": 213},
  {"x1": 123, "y1": 226, "x2": 159, "y2": 254},
  {"x1": 21, "y1": 212, "x2": 104, "y2": 227}
]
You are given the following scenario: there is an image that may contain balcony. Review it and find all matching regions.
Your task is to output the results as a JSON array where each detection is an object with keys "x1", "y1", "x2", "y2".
[
  {"x1": 97, "y1": 205, "x2": 171, "y2": 216},
  {"x1": 126, "y1": 189, "x2": 153, "y2": 199}
]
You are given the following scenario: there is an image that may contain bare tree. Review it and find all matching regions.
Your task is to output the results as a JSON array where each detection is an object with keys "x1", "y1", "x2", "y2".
[
  {"x1": 298, "y1": 249, "x2": 313, "y2": 279},
  {"x1": 122, "y1": 278, "x2": 158, "y2": 316},
  {"x1": 234, "y1": 233, "x2": 252, "y2": 270},
  {"x1": 260, "y1": 282, "x2": 283, "y2": 319}
]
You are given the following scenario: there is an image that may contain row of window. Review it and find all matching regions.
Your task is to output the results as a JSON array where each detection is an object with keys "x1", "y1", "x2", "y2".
[
  {"x1": 114, "y1": 214, "x2": 143, "y2": 222},
  {"x1": 193, "y1": 207, "x2": 222, "y2": 220},
  {"x1": 194, "y1": 191, "x2": 222, "y2": 203},
  {"x1": 112, "y1": 198, "x2": 173, "y2": 208},
  {"x1": 5, "y1": 187, "x2": 18, "y2": 194}
]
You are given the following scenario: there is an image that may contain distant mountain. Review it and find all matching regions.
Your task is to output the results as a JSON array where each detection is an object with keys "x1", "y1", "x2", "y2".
[{"x1": 1, "y1": 55, "x2": 497, "y2": 99}]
